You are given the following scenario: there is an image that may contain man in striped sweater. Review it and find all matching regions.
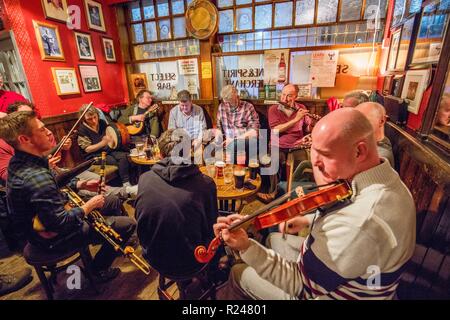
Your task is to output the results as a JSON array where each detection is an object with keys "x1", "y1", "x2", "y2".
[{"x1": 215, "y1": 108, "x2": 416, "y2": 300}]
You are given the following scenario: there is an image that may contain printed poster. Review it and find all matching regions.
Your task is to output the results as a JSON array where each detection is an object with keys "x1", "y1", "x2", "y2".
[{"x1": 309, "y1": 50, "x2": 339, "y2": 87}]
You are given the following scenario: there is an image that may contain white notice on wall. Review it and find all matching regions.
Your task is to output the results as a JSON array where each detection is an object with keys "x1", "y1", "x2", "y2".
[
  {"x1": 309, "y1": 50, "x2": 339, "y2": 87},
  {"x1": 178, "y1": 58, "x2": 198, "y2": 75}
]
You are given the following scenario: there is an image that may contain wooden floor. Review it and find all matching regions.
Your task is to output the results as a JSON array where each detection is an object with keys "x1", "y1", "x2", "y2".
[{"x1": 0, "y1": 197, "x2": 264, "y2": 300}]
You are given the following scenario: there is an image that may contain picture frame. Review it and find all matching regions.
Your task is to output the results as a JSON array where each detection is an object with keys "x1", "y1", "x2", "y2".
[
  {"x1": 391, "y1": 74, "x2": 405, "y2": 98},
  {"x1": 74, "y1": 32, "x2": 95, "y2": 61},
  {"x1": 129, "y1": 73, "x2": 148, "y2": 98},
  {"x1": 401, "y1": 69, "x2": 431, "y2": 115},
  {"x1": 79, "y1": 65, "x2": 102, "y2": 93},
  {"x1": 33, "y1": 20, "x2": 65, "y2": 61},
  {"x1": 382, "y1": 74, "x2": 394, "y2": 96},
  {"x1": 51, "y1": 67, "x2": 80, "y2": 95},
  {"x1": 395, "y1": 15, "x2": 416, "y2": 71},
  {"x1": 84, "y1": 0, "x2": 106, "y2": 32},
  {"x1": 101, "y1": 37, "x2": 116, "y2": 62},
  {"x1": 41, "y1": 0, "x2": 69, "y2": 23},
  {"x1": 411, "y1": 0, "x2": 450, "y2": 65},
  {"x1": 387, "y1": 29, "x2": 401, "y2": 71}
]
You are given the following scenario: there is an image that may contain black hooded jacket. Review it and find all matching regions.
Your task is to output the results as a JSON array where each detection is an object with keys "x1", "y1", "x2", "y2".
[{"x1": 135, "y1": 157, "x2": 218, "y2": 277}]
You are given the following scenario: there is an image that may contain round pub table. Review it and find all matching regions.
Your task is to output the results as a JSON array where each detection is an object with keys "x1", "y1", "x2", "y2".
[{"x1": 199, "y1": 166, "x2": 261, "y2": 215}]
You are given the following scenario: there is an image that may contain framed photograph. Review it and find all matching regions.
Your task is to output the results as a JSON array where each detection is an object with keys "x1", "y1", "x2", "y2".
[
  {"x1": 33, "y1": 20, "x2": 64, "y2": 61},
  {"x1": 391, "y1": 75, "x2": 405, "y2": 98},
  {"x1": 74, "y1": 32, "x2": 95, "y2": 61},
  {"x1": 84, "y1": 0, "x2": 106, "y2": 32},
  {"x1": 387, "y1": 29, "x2": 401, "y2": 71},
  {"x1": 79, "y1": 65, "x2": 102, "y2": 93},
  {"x1": 129, "y1": 73, "x2": 148, "y2": 97},
  {"x1": 41, "y1": 0, "x2": 69, "y2": 23},
  {"x1": 411, "y1": 0, "x2": 450, "y2": 65},
  {"x1": 51, "y1": 67, "x2": 80, "y2": 95},
  {"x1": 395, "y1": 15, "x2": 415, "y2": 71},
  {"x1": 101, "y1": 37, "x2": 116, "y2": 62},
  {"x1": 401, "y1": 69, "x2": 431, "y2": 115},
  {"x1": 383, "y1": 75, "x2": 394, "y2": 96}
]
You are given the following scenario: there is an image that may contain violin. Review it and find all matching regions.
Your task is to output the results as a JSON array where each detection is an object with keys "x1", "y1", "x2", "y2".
[{"x1": 194, "y1": 180, "x2": 352, "y2": 264}]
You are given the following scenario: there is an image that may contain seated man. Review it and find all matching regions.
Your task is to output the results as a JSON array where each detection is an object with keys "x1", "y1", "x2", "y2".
[
  {"x1": 0, "y1": 111, "x2": 136, "y2": 281},
  {"x1": 355, "y1": 102, "x2": 395, "y2": 167},
  {"x1": 135, "y1": 129, "x2": 218, "y2": 278},
  {"x1": 118, "y1": 89, "x2": 160, "y2": 138},
  {"x1": 341, "y1": 90, "x2": 370, "y2": 108},
  {"x1": 215, "y1": 108, "x2": 416, "y2": 300},
  {"x1": 168, "y1": 90, "x2": 207, "y2": 148},
  {"x1": 217, "y1": 85, "x2": 260, "y2": 164},
  {"x1": 262, "y1": 84, "x2": 316, "y2": 202},
  {"x1": 77, "y1": 104, "x2": 137, "y2": 196}
]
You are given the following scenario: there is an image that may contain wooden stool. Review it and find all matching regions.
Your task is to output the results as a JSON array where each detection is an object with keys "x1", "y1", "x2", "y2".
[
  {"x1": 23, "y1": 242, "x2": 98, "y2": 300},
  {"x1": 158, "y1": 269, "x2": 217, "y2": 300}
]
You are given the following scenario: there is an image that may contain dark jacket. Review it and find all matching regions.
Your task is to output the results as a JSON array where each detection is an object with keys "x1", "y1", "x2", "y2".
[{"x1": 135, "y1": 157, "x2": 218, "y2": 277}]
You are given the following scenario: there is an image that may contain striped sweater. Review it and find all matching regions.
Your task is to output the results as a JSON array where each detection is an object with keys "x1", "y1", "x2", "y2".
[{"x1": 240, "y1": 160, "x2": 416, "y2": 300}]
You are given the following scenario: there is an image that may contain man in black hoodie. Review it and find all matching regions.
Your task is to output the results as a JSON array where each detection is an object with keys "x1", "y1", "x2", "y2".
[{"x1": 135, "y1": 129, "x2": 218, "y2": 278}]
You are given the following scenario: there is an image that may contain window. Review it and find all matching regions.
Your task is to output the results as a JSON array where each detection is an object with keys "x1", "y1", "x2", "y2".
[{"x1": 128, "y1": 0, "x2": 191, "y2": 44}]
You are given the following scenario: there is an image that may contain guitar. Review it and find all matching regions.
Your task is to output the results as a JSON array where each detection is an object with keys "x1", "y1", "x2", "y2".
[{"x1": 126, "y1": 104, "x2": 159, "y2": 135}]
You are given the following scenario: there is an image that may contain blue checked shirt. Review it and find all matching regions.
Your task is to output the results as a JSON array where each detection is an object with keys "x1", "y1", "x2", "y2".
[
  {"x1": 168, "y1": 104, "x2": 207, "y2": 140},
  {"x1": 6, "y1": 150, "x2": 83, "y2": 246}
]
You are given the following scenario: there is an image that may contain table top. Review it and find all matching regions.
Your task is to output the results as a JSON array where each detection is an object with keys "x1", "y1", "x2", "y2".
[
  {"x1": 128, "y1": 155, "x2": 159, "y2": 166},
  {"x1": 199, "y1": 166, "x2": 261, "y2": 201}
]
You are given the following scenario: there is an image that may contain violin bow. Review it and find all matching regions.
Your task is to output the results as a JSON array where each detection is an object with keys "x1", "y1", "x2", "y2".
[{"x1": 49, "y1": 101, "x2": 94, "y2": 159}]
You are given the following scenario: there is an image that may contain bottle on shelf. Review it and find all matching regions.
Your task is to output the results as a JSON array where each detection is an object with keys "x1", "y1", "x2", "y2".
[{"x1": 278, "y1": 52, "x2": 286, "y2": 84}]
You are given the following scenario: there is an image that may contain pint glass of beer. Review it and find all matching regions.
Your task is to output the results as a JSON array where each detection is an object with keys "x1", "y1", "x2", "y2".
[
  {"x1": 234, "y1": 166, "x2": 246, "y2": 191},
  {"x1": 248, "y1": 159, "x2": 259, "y2": 180}
]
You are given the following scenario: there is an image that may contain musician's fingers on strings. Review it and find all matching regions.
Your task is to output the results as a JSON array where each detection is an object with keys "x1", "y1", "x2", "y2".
[
  {"x1": 213, "y1": 221, "x2": 229, "y2": 237},
  {"x1": 227, "y1": 213, "x2": 246, "y2": 224}
]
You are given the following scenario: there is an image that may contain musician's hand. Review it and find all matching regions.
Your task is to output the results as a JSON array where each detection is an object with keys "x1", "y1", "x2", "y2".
[
  {"x1": 278, "y1": 216, "x2": 310, "y2": 235},
  {"x1": 77, "y1": 179, "x2": 100, "y2": 192},
  {"x1": 294, "y1": 109, "x2": 309, "y2": 122},
  {"x1": 131, "y1": 114, "x2": 145, "y2": 122},
  {"x1": 0, "y1": 111, "x2": 7, "y2": 119},
  {"x1": 101, "y1": 135, "x2": 112, "y2": 146},
  {"x1": 213, "y1": 214, "x2": 250, "y2": 252},
  {"x1": 48, "y1": 154, "x2": 62, "y2": 169},
  {"x1": 82, "y1": 195, "x2": 105, "y2": 215},
  {"x1": 61, "y1": 137, "x2": 72, "y2": 151}
]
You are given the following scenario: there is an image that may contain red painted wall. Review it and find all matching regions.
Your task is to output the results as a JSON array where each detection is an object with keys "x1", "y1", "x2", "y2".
[{"x1": 3, "y1": 0, "x2": 128, "y2": 118}]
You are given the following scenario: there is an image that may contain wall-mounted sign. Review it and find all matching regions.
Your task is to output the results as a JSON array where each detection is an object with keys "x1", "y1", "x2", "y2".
[
  {"x1": 309, "y1": 50, "x2": 339, "y2": 87},
  {"x1": 263, "y1": 49, "x2": 289, "y2": 85},
  {"x1": 178, "y1": 58, "x2": 198, "y2": 75}
]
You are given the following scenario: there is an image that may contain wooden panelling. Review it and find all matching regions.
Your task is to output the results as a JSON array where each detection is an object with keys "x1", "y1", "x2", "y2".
[{"x1": 386, "y1": 122, "x2": 450, "y2": 299}]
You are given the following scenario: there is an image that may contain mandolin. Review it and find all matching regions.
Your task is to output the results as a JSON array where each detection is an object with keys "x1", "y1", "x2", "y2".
[{"x1": 126, "y1": 104, "x2": 159, "y2": 135}]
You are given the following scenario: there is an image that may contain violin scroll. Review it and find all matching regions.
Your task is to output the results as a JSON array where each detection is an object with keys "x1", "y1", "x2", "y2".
[{"x1": 194, "y1": 237, "x2": 222, "y2": 263}]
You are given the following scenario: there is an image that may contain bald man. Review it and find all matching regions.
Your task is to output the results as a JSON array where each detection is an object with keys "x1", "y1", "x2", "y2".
[
  {"x1": 215, "y1": 108, "x2": 415, "y2": 300},
  {"x1": 356, "y1": 102, "x2": 394, "y2": 167}
]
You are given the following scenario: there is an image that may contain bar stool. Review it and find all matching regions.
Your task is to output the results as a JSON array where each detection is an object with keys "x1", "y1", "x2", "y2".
[
  {"x1": 23, "y1": 242, "x2": 98, "y2": 300},
  {"x1": 158, "y1": 270, "x2": 217, "y2": 300}
]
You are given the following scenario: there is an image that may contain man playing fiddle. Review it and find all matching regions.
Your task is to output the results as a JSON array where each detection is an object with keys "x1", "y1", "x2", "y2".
[
  {"x1": 214, "y1": 108, "x2": 416, "y2": 300},
  {"x1": 0, "y1": 111, "x2": 136, "y2": 282}
]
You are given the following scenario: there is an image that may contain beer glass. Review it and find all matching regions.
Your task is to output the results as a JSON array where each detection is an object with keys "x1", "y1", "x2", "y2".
[{"x1": 234, "y1": 167, "x2": 246, "y2": 191}]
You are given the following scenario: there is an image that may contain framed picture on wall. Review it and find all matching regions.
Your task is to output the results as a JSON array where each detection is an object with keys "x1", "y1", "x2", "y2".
[
  {"x1": 33, "y1": 20, "x2": 64, "y2": 61},
  {"x1": 51, "y1": 67, "x2": 80, "y2": 95},
  {"x1": 401, "y1": 69, "x2": 431, "y2": 115},
  {"x1": 383, "y1": 75, "x2": 394, "y2": 96},
  {"x1": 387, "y1": 29, "x2": 401, "y2": 71},
  {"x1": 41, "y1": 0, "x2": 69, "y2": 23},
  {"x1": 391, "y1": 74, "x2": 405, "y2": 98},
  {"x1": 79, "y1": 65, "x2": 102, "y2": 93},
  {"x1": 84, "y1": 0, "x2": 106, "y2": 32},
  {"x1": 74, "y1": 32, "x2": 95, "y2": 61},
  {"x1": 129, "y1": 73, "x2": 148, "y2": 97},
  {"x1": 101, "y1": 37, "x2": 116, "y2": 62}
]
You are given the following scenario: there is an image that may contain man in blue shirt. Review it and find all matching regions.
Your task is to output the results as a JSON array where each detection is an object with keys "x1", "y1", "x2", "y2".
[{"x1": 168, "y1": 90, "x2": 207, "y2": 148}]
